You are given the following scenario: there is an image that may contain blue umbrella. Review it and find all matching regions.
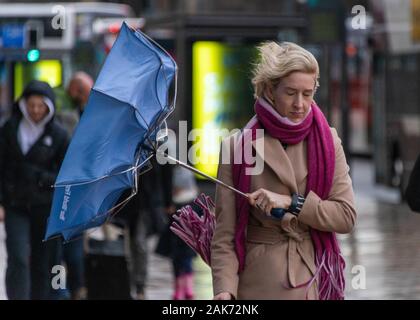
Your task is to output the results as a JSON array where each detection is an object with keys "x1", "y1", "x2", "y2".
[{"x1": 45, "y1": 22, "x2": 177, "y2": 241}]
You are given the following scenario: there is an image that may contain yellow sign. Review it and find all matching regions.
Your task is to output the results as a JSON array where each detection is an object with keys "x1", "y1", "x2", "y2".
[
  {"x1": 192, "y1": 42, "x2": 224, "y2": 178},
  {"x1": 14, "y1": 60, "x2": 62, "y2": 99},
  {"x1": 192, "y1": 41, "x2": 256, "y2": 178}
]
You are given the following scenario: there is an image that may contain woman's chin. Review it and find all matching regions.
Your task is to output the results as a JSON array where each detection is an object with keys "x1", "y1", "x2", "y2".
[{"x1": 288, "y1": 116, "x2": 304, "y2": 123}]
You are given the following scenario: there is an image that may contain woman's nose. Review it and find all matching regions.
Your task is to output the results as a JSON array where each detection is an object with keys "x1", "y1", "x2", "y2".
[{"x1": 293, "y1": 94, "x2": 304, "y2": 108}]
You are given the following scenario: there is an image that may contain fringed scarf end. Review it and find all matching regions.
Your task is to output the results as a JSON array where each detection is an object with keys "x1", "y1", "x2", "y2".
[{"x1": 315, "y1": 249, "x2": 346, "y2": 300}]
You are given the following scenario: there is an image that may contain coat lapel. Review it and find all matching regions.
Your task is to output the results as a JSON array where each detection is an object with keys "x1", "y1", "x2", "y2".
[
  {"x1": 286, "y1": 140, "x2": 308, "y2": 194},
  {"x1": 252, "y1": 134, "x2": 298, "y2": 192}
]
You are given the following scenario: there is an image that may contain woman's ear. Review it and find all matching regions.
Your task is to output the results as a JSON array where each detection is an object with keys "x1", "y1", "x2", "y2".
[{"x1": 264, "y1": 85, "x2": 275, "y2": 104}]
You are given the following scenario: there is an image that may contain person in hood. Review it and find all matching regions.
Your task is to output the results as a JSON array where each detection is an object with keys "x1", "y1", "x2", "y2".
[{"x1": 0, "y1": 80, "x2": 69, "y2": 300}]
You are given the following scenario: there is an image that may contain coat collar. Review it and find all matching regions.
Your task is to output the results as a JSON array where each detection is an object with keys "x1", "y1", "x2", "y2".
[
  {"x1": 252, "y1": 133, "x2": 308, "y2": 193},
  {"x1": 7, "y1": 115, "x2": 53, "y2": 158}
]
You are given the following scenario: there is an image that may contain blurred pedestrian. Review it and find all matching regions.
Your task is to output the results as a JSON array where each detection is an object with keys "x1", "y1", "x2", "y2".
[
  {"x1": 156, "y1": 164, "x2": 199, "y2": 300},
  {"x1": 67, "y1": 71, "x2": 94, "y2": 116},
  {"x1": 405, "y1": 153, "x2": 420, "y2": 212},
  {"x1": 55, "y1": 71, "x2": 94, "y2": 138},
  {"x1": 0, "y1": 80, "x2": 69, "y2": 299},
  {"x1": 211, "y1": 42, "x2": 356, "y2": 300}
]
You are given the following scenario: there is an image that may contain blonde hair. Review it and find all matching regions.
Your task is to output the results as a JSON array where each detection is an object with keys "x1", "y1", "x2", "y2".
[{"x1": 251, "y1": 41, "x2": 320, "y2": 99}]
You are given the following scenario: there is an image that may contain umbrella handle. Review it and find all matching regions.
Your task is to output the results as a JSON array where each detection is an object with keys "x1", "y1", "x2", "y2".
[{"x1": 270, "y1": 208, "x2": 286, "y2": 219}]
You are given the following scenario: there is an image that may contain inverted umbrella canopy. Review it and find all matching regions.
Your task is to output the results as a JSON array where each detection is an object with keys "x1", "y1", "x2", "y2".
[{"x1": 45, "y1": 22, "x2": 177, "y2": 241}]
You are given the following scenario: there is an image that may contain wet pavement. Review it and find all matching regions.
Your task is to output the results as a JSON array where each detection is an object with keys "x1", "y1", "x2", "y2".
[
  {"x1": 341, "y1": 159, "x2": 420, "y2": 299},
  {"x1": 1, "y1": 158, "x2": 420, "y2": 300}
]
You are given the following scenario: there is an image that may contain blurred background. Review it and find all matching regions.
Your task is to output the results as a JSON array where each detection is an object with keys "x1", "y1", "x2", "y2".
[{"x1": 0, "y1": 0, "x2": 420, "y2": 300}]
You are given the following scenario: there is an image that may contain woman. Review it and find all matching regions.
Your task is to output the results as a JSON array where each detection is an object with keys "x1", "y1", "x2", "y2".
[
  {"x1": 211, "y1": 42, "x2": 356, "y2": 300},
  {"x1": 0, "y1": 80, "x2": 69, "y2": 299}
]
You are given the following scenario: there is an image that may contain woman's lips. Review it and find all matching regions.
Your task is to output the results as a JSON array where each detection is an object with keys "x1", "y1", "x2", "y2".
[{"x1": 290, "y1": 112, "x2": 304, "y2": 117}]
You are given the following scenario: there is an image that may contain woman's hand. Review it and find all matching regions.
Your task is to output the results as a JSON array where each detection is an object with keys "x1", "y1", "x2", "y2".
[
  {"x1": 248, "y1": 188, "x2": 292, "y2": 216},
  {"x1": 213, "y1": 292, "x2": 233, "y2": 300}
]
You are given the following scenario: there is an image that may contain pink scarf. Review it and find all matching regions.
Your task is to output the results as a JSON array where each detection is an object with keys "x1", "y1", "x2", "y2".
[{"x1": 232, "y1": 99, "x2": 345, "y2": 300}]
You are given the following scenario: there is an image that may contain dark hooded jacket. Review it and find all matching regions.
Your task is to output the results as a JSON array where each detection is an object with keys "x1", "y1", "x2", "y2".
[{"x1": 0, "y1": 80, "x2": 69, "y2": 210}]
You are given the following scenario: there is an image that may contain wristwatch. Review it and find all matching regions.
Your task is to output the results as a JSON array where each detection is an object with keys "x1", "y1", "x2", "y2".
[
  {"x1": 270, "y1": 193, "x2": 305, "y2": 220},
  {"x1": 287, "y1": 192, "x2": 305, "y2": 216}
]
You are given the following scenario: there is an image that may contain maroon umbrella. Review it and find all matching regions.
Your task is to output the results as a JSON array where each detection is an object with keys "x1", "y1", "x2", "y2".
[{"x1": 170, "y1": 193, "x2": 215, "y2": 266}]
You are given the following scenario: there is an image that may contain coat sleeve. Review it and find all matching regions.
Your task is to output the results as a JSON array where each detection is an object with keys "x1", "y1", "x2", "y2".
[
  {"x1": 406, "y1": 153, "x2": 420, "y2": 212},
  {"x1": 297, "y1": 128, "x2": 356, "y2": 234},
  {"x1": 210, "y1": 135, "x2": 240, "y2": 299}
]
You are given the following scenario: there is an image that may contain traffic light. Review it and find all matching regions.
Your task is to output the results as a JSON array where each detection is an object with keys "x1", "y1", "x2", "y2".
[
  {"x1": 26, "y1": 26, "x2": 40, "y2": 62},
  {"x1": 26, "y1": 49, "x2": 40, "y2": 62}
]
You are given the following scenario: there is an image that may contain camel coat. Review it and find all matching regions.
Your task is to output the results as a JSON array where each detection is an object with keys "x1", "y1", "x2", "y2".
[{"x1": 210, "y1": 128, "x2": 356, "y2": 300}]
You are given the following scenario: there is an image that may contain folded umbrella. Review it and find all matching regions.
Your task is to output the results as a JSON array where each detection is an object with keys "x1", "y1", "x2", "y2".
[{"x1": 170, "y1": 193, "x2": 215, "y2": 266}]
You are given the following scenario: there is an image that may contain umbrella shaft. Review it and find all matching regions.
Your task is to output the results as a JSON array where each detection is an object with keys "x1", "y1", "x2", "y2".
[{"x1": 162, "y1": 153, "x2": 249, "y2": 199}]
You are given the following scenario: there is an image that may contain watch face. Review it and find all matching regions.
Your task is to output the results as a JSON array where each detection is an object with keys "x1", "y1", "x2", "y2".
[{"x1": 271, "y1": 208, "x2": 285, "y2": 219}]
